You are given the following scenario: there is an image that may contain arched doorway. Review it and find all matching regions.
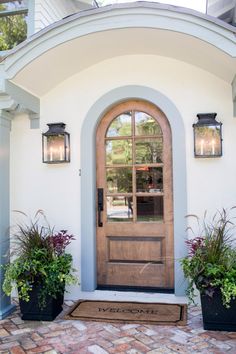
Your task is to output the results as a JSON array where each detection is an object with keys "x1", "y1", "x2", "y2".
[{"x1": 96, "y1": 100, "x2": 174, "y2": 290}]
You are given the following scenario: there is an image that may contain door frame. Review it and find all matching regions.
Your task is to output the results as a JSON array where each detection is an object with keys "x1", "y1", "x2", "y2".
[
  {"x1": 96, "y1": 100, "x2": 174, "y2": 289},
  {"x1": 80, "y1": 85, "x2": 187, "y2": 296}
]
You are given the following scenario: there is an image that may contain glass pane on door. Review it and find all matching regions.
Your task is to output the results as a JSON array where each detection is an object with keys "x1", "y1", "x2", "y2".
[
  {"x1": 106, "y1": 112, "x2": 132, "y2": 137},
  {"x1": 106, "y1": 168, "x2": 132, "y2": 193},
  {"x1": 107, "y1": 196, "x2": 133, "y2": 222},
  {"x1": 135, "y1": 111, "x2": 162, "y2": 136},
  {"x1": 106, "y1": 139, "x2": 132, "y2": 165},
  {"x1": 137, "y1": 196, "x2": 163, "y2": 222},
  {"x1": 135, "y1": 138, "x2": 163, "y2": 164},
  {"x1": 136, "y1": 167, "x2": 163, "y2": 192}
]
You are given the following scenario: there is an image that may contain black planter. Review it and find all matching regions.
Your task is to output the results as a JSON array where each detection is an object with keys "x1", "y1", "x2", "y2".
[
  {"x1": 201, "y1": 288, "x2": 236, "y2": 331},
  {"x1": 19, "y1": 284, "x2": 64, "y2": 321}
]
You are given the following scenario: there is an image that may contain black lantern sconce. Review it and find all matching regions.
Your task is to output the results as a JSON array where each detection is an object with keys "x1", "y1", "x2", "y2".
[
  {"x1": 193, "y1": 113, "x2": 222, "y2": 158},
  {"x1": 42, "y1": 123, "x2": 70, "y2": 163}
]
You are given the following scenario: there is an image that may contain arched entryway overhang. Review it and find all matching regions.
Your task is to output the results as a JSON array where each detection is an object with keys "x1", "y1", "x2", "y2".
[{"x1": 1, "y1": 2, "x2": 236, "y2": 97}]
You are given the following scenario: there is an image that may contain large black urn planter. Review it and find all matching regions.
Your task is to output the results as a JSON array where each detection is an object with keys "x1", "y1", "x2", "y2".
[
  {"x1": 19, "y1": 284, "x2": 64, "y2": 321},
  {"x1": 201, "y1": 288, "x2": 236, "y2": 331}
]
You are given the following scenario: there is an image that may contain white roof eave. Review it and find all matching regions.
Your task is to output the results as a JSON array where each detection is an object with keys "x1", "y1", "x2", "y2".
[{"x1": 0, "y1": 2, "x2": 235, "y2": 94}]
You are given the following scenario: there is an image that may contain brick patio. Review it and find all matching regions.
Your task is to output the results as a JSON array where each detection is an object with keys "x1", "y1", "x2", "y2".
[{"x1": 0, "y1": 302, "x2": 236, "y2": 353}]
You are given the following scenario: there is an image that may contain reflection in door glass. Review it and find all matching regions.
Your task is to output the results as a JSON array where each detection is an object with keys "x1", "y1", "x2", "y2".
[
  {"x1": 107, "y1": 196, "x2": 133, "y2": 222},
  {"x1": 135, "y1": 138, "x2": 163, "y2": 164},
  {"x1": 135, "y1": 112, "x2": 162, "y2": 136},
  {"x1": 137, "y1": 196, "x2": 163, "y2": 222},
  {"x1": 106, "y1": 139, "x2": 132, "y2": 165},
  {"x1": 106, "y1": 112, "x2": 132, "y2": 137},
  {"x1": 106, "y1": 168, "x2": 132, "y2": 193},
  {"x1": 136, "y1": 167, "x2": 163, "y2": 192}
]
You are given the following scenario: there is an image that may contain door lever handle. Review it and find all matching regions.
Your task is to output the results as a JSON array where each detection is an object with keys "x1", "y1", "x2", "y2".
[
  {"x1": 97, "y1": 188, "x2": 104, "y2": 227},
  {"x1": 98, "y1": 206, "x2": 103, "y2": 227}
]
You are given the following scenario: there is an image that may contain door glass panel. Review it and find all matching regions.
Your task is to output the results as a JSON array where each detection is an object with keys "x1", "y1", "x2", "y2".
[
  {"x1": 135, "y1": 112, "x2": 162, "y2": 136},
  {"x1": 137, "y1": 196, "x2": 163, "y2": 222},
  {"x1": 107, "y1": 196, "x2": 133, "y2": 222},
  {"x1": 103, "y1": 108, "x2": 166, "y2": 224},
  {"x1": 136, "y1": 167, "x2": 163, "y2": 193},
  {"x1": 135, "y1": 138, "x2": 163, "y2": 164},
  {"x1": 106, "y1": 168, "x2": 132, "y2": 193},
  {"x1": 106, "y1": 112, "x2": 132, "y2": 137},
  {"x1": 106, "y1": 139, "x2": 132, "y2": 165}
]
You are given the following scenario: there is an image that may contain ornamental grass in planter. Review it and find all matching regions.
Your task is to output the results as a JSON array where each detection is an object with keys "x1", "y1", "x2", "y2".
[
  {"x1": 181, "y1": 208, "x2": 236, "y2": 331},
  {"x1": 2, "y1": 210, "x2": 77, "y2": 321}
]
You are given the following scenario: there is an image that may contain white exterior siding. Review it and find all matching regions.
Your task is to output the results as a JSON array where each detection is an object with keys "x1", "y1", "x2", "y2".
[
  {"x1": 29, "y1": 0, "x2": 93, "y2": 35},
  {"x1": 207, "y1": 0, "x2": 236, "y2": 25},
  {"x1": 34, "y1": 0, "x2": 77, "y2": 33},
  {"x1": 10, "y1": 54, "x2": 235, "y2": 299},
  {"x1": 207, "y1": 0, "x2": 235, "y2": 16}
]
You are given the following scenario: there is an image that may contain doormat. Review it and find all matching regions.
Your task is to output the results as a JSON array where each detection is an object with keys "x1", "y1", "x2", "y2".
[{"x1": 65, "y1": 300, "x2": 187, "y2": 326}]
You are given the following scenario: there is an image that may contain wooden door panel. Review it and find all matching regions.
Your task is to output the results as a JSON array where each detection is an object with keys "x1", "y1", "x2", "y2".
[
  {"x1": 106, "y1": 223, "x2": 165, "y2": 236},
  {"x1": 106, "y1": 264, "x2": 167, "y2": 287},
  {"x1": 96, "y1": 100, "x2": 173, "y2": 290},
  {"x1": 108, "y1": 237, "x2": 163, "y2": 263}
]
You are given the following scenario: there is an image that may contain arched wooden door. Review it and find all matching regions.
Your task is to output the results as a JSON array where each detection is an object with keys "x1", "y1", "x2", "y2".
[{"x1": 96, "y1": 100, "x2": 174, "y2": 290}]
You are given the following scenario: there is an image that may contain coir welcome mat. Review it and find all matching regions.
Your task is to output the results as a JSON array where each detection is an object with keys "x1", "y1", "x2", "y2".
[{"x1": 65, "y1": 300, "x2": 187, "y2": 326}]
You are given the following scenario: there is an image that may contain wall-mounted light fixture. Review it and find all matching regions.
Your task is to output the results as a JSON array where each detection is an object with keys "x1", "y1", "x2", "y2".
[
  {"x1": 42, "y1": 123, "x2": 70, "y2": 163},
  {"x1": 193, "y1": 113, "x2": 222, "y2": 158}
]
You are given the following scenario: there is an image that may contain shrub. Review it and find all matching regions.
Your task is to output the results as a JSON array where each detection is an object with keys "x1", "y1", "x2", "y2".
[
  {"x1": 2, "y1": 210, "x2": 77, "y2": 308},
  {"x1": 181, "y1": 208, "x2": 236, "y2": 307}
]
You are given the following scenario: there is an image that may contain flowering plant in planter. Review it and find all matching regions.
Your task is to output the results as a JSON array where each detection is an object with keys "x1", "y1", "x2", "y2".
[
  {"x1": 181, "y1": 209, "x2": 236, "y2": 308},
  {"x1": 2, "y1": 211, "x2": 77, "y2": 314}
]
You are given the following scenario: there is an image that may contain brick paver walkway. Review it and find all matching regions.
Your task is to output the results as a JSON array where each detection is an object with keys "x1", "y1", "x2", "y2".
[{"x1": 0, "y1": 302, "x2": 236, "y2": 353}]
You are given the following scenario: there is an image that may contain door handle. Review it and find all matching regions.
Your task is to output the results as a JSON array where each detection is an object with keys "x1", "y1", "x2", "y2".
[{"x1": 97, "y1": 188, "x2": 104, "y2": 227}]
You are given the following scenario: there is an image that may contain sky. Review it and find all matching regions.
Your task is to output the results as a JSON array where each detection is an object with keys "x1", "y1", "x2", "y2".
[
  {"x1": 99, "y1": 0, "x2": 207, "y2": 13},
  {"x1": 149, "y1": 0, "x2": 206, "y2": 12}
]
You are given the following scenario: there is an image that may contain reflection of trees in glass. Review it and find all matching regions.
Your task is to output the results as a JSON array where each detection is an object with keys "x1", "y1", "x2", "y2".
[
  {"x1": 0, "y1": 3, "x2": 27, "y2": 51},
  {"x1": 196, "y1": 126, "x2": 220, "y2": 140},
  {"x1": 135, "y1": 113, "x2": 162, "y2": 136},
  {"x1": 106, "y1": 139, "x2": 132, "y2": 165},
  {"x1": 106, "y1": 113, "x2": 131, "y2": 137},
  {"x1": 136, "y1": 139, "x2": 163, "y2": 164},
  {"x1": 106, "y1": 168, "x2": 132, "y2": 193}
]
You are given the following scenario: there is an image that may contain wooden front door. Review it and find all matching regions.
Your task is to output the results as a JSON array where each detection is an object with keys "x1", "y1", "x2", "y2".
[{"x1": 96, "y1": 100, "x2": 174, "y2": 290}]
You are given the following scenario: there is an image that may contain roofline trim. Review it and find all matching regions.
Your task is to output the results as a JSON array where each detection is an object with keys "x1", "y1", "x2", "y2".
[{"x1": 3, "y1": 2, "x2": 236, "y2": 78}]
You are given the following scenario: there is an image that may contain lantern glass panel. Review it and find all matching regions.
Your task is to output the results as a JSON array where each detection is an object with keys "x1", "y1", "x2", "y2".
[
  {"x1": 194, "y1": 125, "x2": 221, "y2": 157},
  {"x1": 62, "y1": 134, "x2": 69, "y2": 162},
  {"x1": 45, "y1": 135, "x2": 65, "y2": 162}
]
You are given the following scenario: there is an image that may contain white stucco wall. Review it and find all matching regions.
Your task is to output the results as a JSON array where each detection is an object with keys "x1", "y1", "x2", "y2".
[{"x1": 10, "y1": 54, "x2": 236, "y2": 299}]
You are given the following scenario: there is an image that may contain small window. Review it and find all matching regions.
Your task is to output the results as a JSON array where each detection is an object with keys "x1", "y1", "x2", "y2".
[{"x1": 0, "y1": 1, "x2": 28, "y2": 51}]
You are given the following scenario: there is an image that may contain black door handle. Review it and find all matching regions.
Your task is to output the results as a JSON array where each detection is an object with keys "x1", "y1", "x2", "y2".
[{"x1": 97, "y1": 188, "x2": 103, "y2": 227}]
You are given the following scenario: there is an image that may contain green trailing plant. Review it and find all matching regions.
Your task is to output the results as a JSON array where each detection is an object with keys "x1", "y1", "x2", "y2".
[
  {"x1": 181, "y1": 208, "x2": 236, "y2": 308},
  {"x1": 2, "y1": 210, "x2": 77, "y2": 309}
]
